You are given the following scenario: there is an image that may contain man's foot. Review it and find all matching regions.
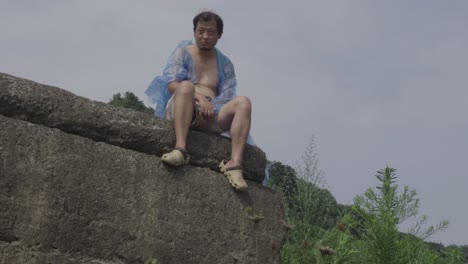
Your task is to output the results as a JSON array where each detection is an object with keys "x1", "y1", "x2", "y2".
[
  {"x1": 161, "y1": 147, "x2": 190, "y2": 166},
  {"x1": 219, "y1": 160, "x2": 248, "y2": 191}
]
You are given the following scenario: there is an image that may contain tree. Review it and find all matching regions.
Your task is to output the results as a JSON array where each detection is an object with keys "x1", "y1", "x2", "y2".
[
  {"x1": 444, "y1": 245, "x2": 465, "y2": 264},
  {"x1": 294, "y1": 179, "x2": 340, "y2": 229},
  {"x1": 268, "y1": 161, "x2": 298, "y2": 213},
  {"x1": 459, "y1": 245, "x2": 468, "y2": 263},
  {"x1": 108, "y1": 92, "x2": 154, "y2": 114},
  {"x1": 348, "y1": 167, "x2": 449, "y2": 264}
]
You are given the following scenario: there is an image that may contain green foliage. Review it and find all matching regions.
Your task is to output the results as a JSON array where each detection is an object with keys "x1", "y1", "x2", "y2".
[
  {"x1": 281, "y1": 220, "x2": 358, "y2": 264},
  {"x1": 348, "y1": 167, "x2": 449, "y2": 264},
  {"x1": 268, "y1": 161, "x2": 298, "y2": 213},
  {"x1": 271, "y1": 145, "x2": 461, "y2": 263},
  {"x1": 268, "y1": 137, "x2": 339, "y2": 226},
  {"x1": 269, "y1": 137, "x2": 344, "y2": 263},
  {"x1": 294, "y1": 178, "x2": 339, "y2": 229},
  {"x1": 425, "y1": 241, "x2": 445, "y2": 254},
  {"x1": 269, "y1": 136, "x2": 463, "y2": 264},
  {"x1": 292, "y1": 137, "x2": 341, "y2": 229},
  {"x1": 108, "y1": 91, "x2": 154, "y2": 114},
  {"x1": 460, "y1": 245, "x2": 468, "y2": 262},
  {"x1": 443, "y1": 245, "x2": 465, "y2": 264}
]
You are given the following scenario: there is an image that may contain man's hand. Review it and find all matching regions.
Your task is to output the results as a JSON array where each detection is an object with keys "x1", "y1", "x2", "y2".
[
  {"x1": 195, "y1": 94, "x2": 214, "y2": 121},
  {"x1": 192, "y1": 111, "x2": 207, "y2": 129}
]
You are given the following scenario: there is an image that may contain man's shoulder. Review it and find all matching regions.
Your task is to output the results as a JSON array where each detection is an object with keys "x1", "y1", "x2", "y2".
[
  {"x1": 168, "y1": 40, "x2": 193, "y2": 62},
  {"x1": 175, "y1": 40, "x2": 194, "y2": 48},
  {"x1": 215, "y1": 48, "x2": 233, "y2": 66}
]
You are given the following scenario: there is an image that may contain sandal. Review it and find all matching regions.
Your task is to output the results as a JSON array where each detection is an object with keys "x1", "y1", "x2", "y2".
[
  {"x1": 219, "y1": 160, "x2": 248, "y2": 191},
  {"x1": 161, "y1": 147, "x2": 190, "y2": 166}
]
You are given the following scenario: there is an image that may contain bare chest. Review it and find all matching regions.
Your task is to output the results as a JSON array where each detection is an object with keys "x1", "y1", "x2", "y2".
[{"x1": 187, "y1": 46, "x2": 218, "y2": 91}]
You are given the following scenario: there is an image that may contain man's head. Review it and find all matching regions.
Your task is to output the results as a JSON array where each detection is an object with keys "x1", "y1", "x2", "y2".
[{"x1": 193, "y1": 11, "x2": 223, "y2": 51}]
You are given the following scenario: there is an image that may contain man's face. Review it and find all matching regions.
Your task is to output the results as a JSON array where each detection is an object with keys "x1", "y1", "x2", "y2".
[{"x1": 194, "y1": 19, "x2": 220, "y2": 51}]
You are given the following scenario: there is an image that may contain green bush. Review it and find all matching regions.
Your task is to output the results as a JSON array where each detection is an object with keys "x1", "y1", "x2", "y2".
[
  {"x1": 347, "y1": 167, "x2": 450, "y2": 264},
  {"x1": 269, "y1": 138, "x2": 462, "y2": 263},
  {"x1": 108, "y1": 91, "x2": 154, "y2": 114}
]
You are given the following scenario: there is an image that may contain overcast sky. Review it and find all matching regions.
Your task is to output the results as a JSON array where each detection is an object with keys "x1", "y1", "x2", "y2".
[{"x1": 1, "y1": 1, "x2": 467, "y2": 246}]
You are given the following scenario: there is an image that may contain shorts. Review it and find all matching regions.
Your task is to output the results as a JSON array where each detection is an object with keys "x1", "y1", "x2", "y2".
[{"x1": 165, "y1": 95, "x2": 225, "y2": 134}]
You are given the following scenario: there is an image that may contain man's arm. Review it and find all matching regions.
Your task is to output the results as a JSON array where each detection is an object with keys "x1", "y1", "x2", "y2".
[{"x1": 212, "y1": 61, "x2": 237, "y2": 113}]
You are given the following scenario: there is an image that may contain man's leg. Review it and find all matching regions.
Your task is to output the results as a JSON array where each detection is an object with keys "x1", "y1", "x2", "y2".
[
  {"x1": 162, "y1": 81, "x2": 194, "y2": 166},
  {"x1": 217, "y1": 96, "x2": 252, "y2": 168},
  {"x1": 173, "y1": 81, "x2": 195, "y2": 150}
]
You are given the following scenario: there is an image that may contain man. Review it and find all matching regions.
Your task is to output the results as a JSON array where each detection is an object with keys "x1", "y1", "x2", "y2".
[{"x1": 145, "y1": 11, "x2": 252, "y2": 191}]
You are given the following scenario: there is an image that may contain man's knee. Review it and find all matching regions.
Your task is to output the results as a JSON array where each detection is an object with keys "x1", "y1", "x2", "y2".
[
  {"x1": 176, "y1": 81, "x2": 195, "y2": 97},
  {"x1": 235, "y1": 96, "x2": 252, "y2": 112}
]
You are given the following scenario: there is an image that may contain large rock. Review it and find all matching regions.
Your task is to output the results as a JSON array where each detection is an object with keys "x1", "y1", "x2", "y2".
[
  {"x1": 0, "y1": 115, "x2": 287, "y2": 263},
  {"x1": 0, "y1": 73, "x2": 266, "y2": 182}
]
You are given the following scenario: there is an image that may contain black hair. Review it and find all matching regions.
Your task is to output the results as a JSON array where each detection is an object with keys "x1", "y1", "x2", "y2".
[{"x1": 193, "y1": 11, "x2": 223, "y2": 35}]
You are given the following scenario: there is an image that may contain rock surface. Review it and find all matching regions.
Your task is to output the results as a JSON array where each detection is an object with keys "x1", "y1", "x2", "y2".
[
  {"x1": 0, "y1": 73, "x2": 287, "y2": 263},
  {"x1": 0, "y1": 114, "x2": 286, "y2": 264},
  {"x1": 0, "y1": 73, "x2": 266, "y2": 182}
]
